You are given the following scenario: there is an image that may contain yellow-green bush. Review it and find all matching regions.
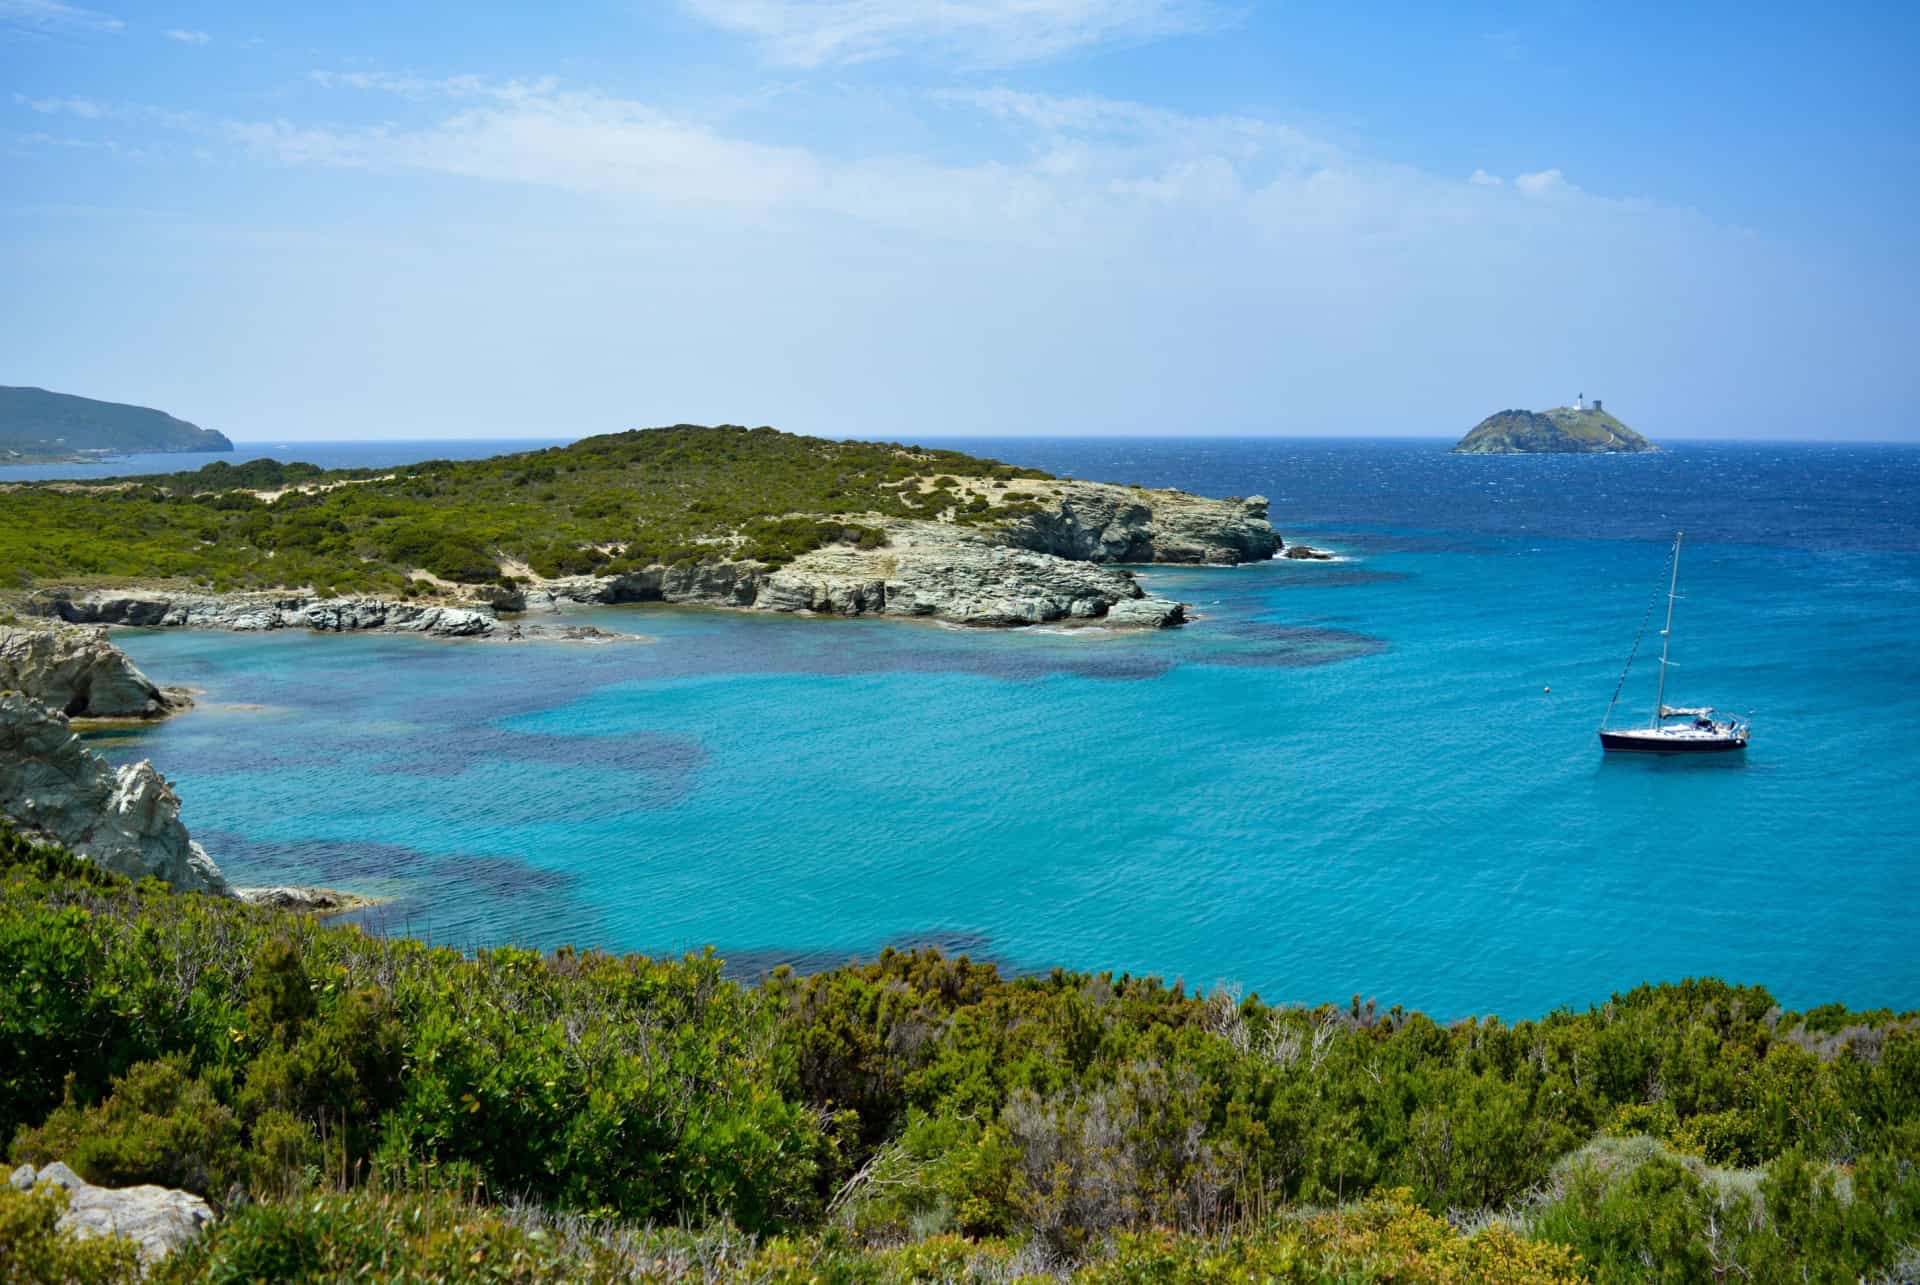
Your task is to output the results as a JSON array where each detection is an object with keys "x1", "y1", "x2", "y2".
[{"x1": 0, "y1": 1183, "x2": 141, "y2": 1285}]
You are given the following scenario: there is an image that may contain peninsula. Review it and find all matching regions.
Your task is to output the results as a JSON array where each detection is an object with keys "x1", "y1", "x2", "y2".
[
  {"x1": 0, "y1": 386, "x2": 234, "y2": 464},
  {"x1": 1451, "y1": 396, "x2": 1658, "y2": 454},
  {"x1": 1, "y1": 425, "x2": 1282, "y2": 633}
]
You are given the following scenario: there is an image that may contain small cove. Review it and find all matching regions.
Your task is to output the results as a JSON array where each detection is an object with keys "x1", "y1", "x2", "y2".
[{"x1": 92, "y1": 437, "x2": 1920, "y2": 1020}]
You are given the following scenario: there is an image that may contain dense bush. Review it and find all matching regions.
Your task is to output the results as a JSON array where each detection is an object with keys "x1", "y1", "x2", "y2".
[
  {"x1": 2, "y1": 817, "x2": 1918, "y2": 1278},
  {"x1": 0, "y1": 425, "x2": 1044, "y2": 593}
]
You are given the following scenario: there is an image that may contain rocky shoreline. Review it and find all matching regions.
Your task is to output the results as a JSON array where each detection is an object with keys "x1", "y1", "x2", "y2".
[{"x1": 18, "y1": 481, "x2": 1284, "y2": 638}]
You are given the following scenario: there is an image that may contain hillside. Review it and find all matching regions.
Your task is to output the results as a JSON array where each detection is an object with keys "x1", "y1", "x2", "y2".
[
  {"x1": 1, "y1": 816, "x2": 1917, "y2": 1279},
  {"x1": 0, "y1": 386, "x2": 233, "y2": 462},
  {"x1": 0, "y1": 428, "x2": 1275, "y2": 633},
  {"x1": 1452, "y1": 404, "x2": 1658, "y2": 454}
]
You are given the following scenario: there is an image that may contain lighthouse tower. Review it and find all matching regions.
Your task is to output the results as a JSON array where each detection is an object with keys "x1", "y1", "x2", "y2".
[{"x1": 1573, "y1": 392, "x2": 1586, "y2": 411}]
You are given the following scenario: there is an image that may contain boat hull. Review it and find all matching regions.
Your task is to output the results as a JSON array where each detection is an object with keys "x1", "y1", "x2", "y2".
[{"x1": 1598, "y1": 730, "x2": 1747, "y2": 754}]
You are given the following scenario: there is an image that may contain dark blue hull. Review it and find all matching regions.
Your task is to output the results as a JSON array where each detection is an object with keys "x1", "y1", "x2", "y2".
[{"x1": 1598, "y1": 730, "x2": 1747, "y2": 753}]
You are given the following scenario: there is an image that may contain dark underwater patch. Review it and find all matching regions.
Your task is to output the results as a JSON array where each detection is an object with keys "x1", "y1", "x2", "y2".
[
  {"x1": 374, "y1": 725, "x2": 707, "y2": 805},
  {"x1": 1202, "y1": 621, "x2": 1388, "y2": 668},
  {"x1": 1263, "y1": 568, "x2": 1410, "y2": 590}
]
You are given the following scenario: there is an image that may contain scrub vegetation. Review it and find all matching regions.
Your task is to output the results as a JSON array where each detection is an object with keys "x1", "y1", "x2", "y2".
[
  {"x1": 0, "y1": 426, "x2": 1049, "y2": 597},
  {"x1": 2, "y1": 819, "x2": 1917, "y2": 1281}
]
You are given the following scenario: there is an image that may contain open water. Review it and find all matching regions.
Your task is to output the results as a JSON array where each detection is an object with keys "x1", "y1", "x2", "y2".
[{"x1": 86, "y1": 437, "x2": 1920, "y2": 1020}]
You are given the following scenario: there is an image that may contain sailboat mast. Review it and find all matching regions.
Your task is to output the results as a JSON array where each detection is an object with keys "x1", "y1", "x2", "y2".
[{"x1": 1653, "y1": 531, "x2": 1682, "y2": 723}]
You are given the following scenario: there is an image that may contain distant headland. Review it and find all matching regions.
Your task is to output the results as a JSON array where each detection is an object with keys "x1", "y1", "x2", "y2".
[
  {"x1": 0, "y1": 386, "x2": 233, "y2": 464},
  {"x1": 1451, "y1": 394, "x2": 1658, "y2": 454}
]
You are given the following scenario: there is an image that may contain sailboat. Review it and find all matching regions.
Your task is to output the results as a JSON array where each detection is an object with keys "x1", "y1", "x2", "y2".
[{"x1": 1598, "y1": 531, "x2": 1749, "y2": 753}]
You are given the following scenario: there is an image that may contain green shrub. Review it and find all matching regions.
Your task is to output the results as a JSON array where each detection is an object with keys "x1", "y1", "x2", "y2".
[
  {"x1": 0, "y1": 1183, "x2": 142, "y2": 1284},
  {"x1": 0, "y1": 425, "x2": 1045, "y2": 593},
  {"x1": 9, "y1": 1056, "x2": 243, "y2": 1197},
  {"x1": 3, "y1": 820, "x2": 1920, "y2": 1278}
]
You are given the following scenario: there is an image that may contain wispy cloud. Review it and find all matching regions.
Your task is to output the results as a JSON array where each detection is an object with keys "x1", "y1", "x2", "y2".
[
  {"x1": 680, "y1": 0, "x2": 1229, "y2": 67},
  {"x1": 309, "y1": 70, "x2": 559, "y2": 100},
  {"x1": 1469, "y1": 168, "x2": 1502, "y2": 187},
  {"x1": 1515, "y1": 168, "x2": 1573, "y2": 197},
  {"x1": 13, "y1": 91, "x2": 112, "y2": 117},
  {"x1": 0, "y1": 0, "x2": 123, "y2": 34},
  {"x1": 164, "y1": 28, "x2": 209, "y2": 44}
]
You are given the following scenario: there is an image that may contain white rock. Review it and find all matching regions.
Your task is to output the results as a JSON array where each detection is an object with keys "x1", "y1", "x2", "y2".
[
  {"x1": 0, "y1": 692, "x2": 231, "y2": 894},
  {"x1": 22, "y1": 1160, "x2": 216, "y2": 1264},
  {"x1": 0, "y1": 624, "x2": 176, "y2": 718}
]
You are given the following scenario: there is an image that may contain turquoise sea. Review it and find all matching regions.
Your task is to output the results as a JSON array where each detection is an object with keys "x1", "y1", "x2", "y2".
[{"x1": 89, "y1": 438, "x2": 1920, "y2": 1020}]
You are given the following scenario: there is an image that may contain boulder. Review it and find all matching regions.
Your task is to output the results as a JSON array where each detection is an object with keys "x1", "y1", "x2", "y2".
[
  {"x1": 0, "y1": 691, "x2": 230, "y2": 893},
  {"x1": 237, "y1": 885, "x2": 375, "y2": 914},
  {"x1": 0, "y1": 624, "x2": 177, "y2": 718},
  {"x1": 12, "y1": 1161, "x2": 215, "y2": 1265},
  {"x1": 1283, "y1": 544, "x2": 1335, "y2": 560},
  {"x1": 1104, "y1": 596, "x2": 1187, "y2": 628}
]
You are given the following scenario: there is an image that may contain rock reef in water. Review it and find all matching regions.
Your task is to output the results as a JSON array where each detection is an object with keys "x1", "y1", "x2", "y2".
[
  {"x1": 0, "y1": 623, "x2": 184, "y2": 718},
  {"x1": 10, "y1": 1162, "x2": 215, "y2": 1264},
  {"x1": 236, "y1": 885, "x2": 378, "y2": 915},
  {"x1": 0, "y1": 691, "x2": 230, "y2": 894}
]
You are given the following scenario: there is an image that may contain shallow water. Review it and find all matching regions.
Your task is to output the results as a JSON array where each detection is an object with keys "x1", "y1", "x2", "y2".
[{"x1": 97, "y1": 438, "x2": 1920, "y2": 1020}]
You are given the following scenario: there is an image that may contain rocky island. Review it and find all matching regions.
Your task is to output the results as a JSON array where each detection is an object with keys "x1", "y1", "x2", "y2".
[
  {"x1": 0, "y1": 385, "x2": 233, "y2": 465},
  {"x1": 3, "y1": 425, "x2": 1285, "y2": 634},
  {"x1": 1451, "y1": 396, "x2": 1657, "y2": 454}
]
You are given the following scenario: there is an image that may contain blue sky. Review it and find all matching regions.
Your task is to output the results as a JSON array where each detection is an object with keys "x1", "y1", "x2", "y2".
[{"x1": 3, "y1": 1, "x2": 1916, "y2": 441}]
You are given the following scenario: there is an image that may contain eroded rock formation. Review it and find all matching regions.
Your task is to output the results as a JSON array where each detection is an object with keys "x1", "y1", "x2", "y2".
[
  {"x1": 0, "y1": 623, "x2": 181, "y2": 718},
  {"x1": 0, "y1": 691, "x2": 229, "y2": 893}
]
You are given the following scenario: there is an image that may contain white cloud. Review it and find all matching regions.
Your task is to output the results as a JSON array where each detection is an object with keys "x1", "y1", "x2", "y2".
[
  {"x1": 164, "y1": 28, "x2": 209, "y2": 44},
  {"x1": 680, "y1": 0, "x2": 1228, "y2": 67},
  {"x1": 0, "y1": 0, "x2": 122, "y2": 33},
  {"x1": 34, "y1": 71, "x2": 1863, "y2": 443},
  {"x1": 1515, "y1": 168, "x2": 1573, "y2": 197},
  {"x1": 308, "y1": 70, "x2": 557, "y2": 99},
  {"x1": 13, "y1": 92, "x2": 111, "y2": 117},
  {"x1": 1468, "y1": 168, "x2": 1502, "y2": 187}
]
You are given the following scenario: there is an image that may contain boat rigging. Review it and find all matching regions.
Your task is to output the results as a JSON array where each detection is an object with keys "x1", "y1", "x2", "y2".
[{"x1": 1598, "y1": 531, "x2": 1749, "y2": 754}]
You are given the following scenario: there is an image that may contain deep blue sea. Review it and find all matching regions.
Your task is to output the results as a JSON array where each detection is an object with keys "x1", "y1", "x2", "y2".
[{"x1": 77, "y1": 438, "x2": 1920, "y2": 1021}]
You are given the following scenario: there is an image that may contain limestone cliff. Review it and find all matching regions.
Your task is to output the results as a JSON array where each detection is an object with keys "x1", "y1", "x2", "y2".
[
  {"x1": 0, "y1": 691, "x2": 230, "y2": 893},
  {"x1": 0, "y1": 623, "x2": 183, "y2": 718}
]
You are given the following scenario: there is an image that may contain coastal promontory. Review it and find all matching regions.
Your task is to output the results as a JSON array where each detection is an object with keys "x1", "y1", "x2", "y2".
[
  {"x1": 2, "y1": 425, "x2": 1284, "y2": 633},
  {"x1": 1451, "y1": 399, "x2": 1657, "y2": 454},
  {"x1": 0, "y1": 386, "x2": 234, "y2": 463}
]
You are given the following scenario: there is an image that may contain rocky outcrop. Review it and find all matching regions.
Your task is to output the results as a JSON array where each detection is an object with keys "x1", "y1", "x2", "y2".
[
  {"x1": 10, "y1": 1161, "x2": 215, "y2": 1264},
  {"x1": 1283, "y1": 545, "x2": 1334, "y2": 560},
  {"x1": 1003, "y1": 483, "x2": 1281, "y2": 565},
  {"x1": 536, "y1": 519, "x2": 1187, "y2": 628},
  {"x1": 31, "y1": 591, "x2": 497, "y2": 637},
  {"x1": 238, "y1": 885, "x2": 377, "y2": 914},
  {"x1": 0, "y1": 691, "x2": 229, "y2": 893},
  {"x1": 529, "y1": 560, "x2": 767, "y2": 612},
  {"x1": 0, "y1": 623, "x2": 181, "y2": 718}
]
